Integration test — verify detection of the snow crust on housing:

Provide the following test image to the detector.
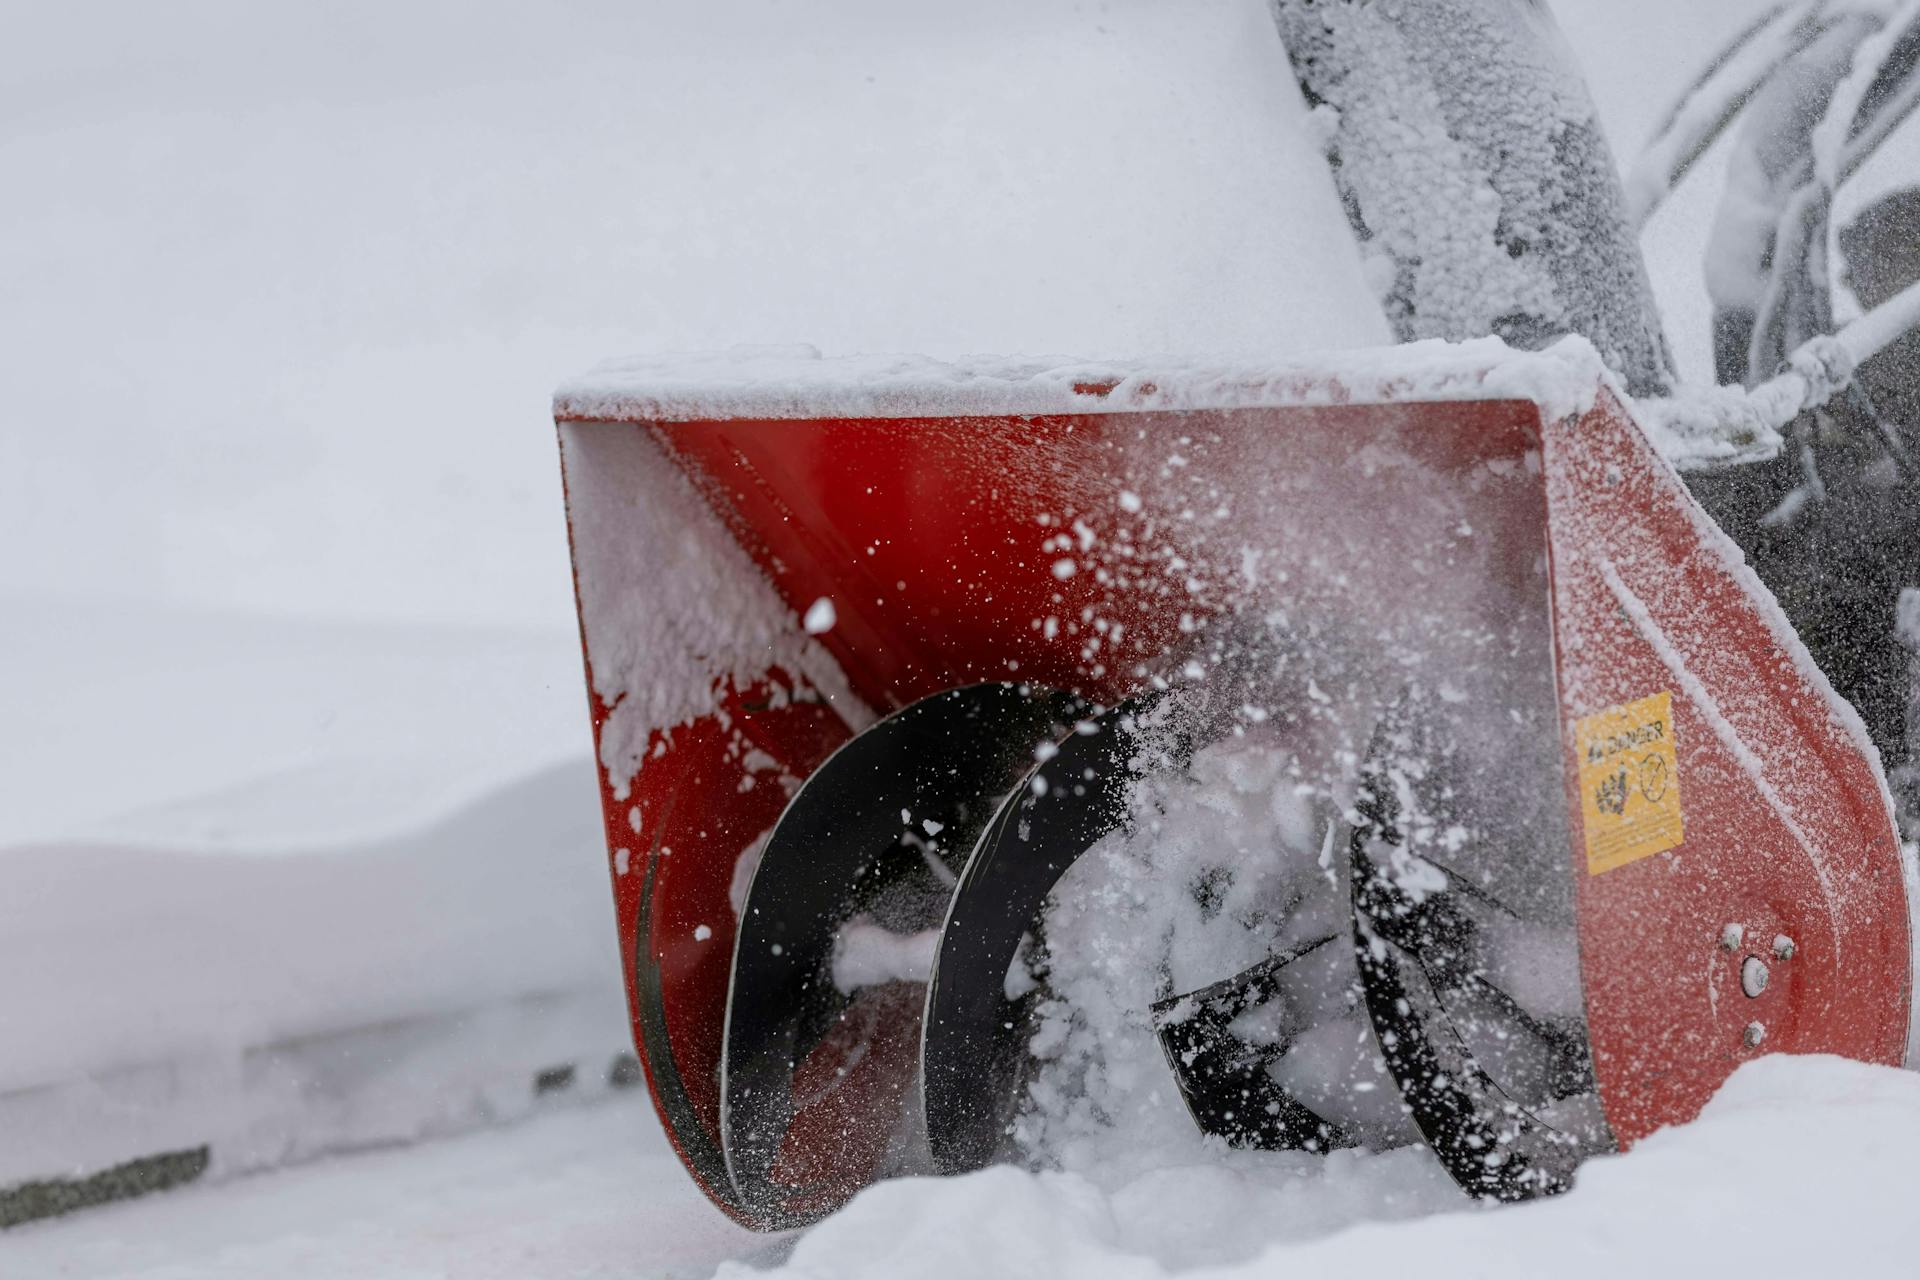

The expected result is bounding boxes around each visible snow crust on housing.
[555,335,1614,428]
[559,423,869,800]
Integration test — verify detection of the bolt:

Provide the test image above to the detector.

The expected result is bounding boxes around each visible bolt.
[1772,934,1796,961]
[1719,923,1745,951]
[1741,956,1770,998]
[1743,1021,1766,1048]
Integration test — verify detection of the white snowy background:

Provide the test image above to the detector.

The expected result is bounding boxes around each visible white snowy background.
[5,1,1919,1277]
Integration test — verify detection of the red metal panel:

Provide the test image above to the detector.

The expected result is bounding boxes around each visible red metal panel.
[653,401,1544,710]
[590,676,847,1223]
[1541,389,1910,1145]
[559,381,1910,1223]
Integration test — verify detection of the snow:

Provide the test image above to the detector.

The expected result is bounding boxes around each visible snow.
[559,423,868,799]
[802,599,838,637]
[9,1054,1920,1278]
[831,921,941,994]
[4,1097,764,1280]
[558,337,1611,429]
[0,756,616,1100]
[0,598,586,850]
[1633,276,1920,468]
[0,596,640,1208]
[0,601,639,1199]
[11,0,1920,1271]
[0,0,1394,632]
[724,1054,1920,1280]
[1020,733,1416,1168]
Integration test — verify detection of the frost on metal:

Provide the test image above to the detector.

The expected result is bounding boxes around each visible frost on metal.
[557,423,867,799]
[1270,0,1673,396]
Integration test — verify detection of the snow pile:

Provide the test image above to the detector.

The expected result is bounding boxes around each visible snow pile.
[0,757,632,1191]
[731,1054,1920,1279]
[0,600,633,1200]
[0,760,615,1100]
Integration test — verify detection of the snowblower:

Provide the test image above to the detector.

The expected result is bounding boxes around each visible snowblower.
[553,341,1912,1229]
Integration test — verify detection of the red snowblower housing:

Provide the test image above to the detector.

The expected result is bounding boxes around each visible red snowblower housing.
[554,342,1911,1229]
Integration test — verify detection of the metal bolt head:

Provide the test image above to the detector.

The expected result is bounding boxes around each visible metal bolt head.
[1719,923,1745,951]
[1741,956,1770,998]
[1772,934,1796,961]
[1743,1021,1766,1048]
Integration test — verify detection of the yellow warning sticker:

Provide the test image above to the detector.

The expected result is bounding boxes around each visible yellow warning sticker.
[1576,690,1684,875]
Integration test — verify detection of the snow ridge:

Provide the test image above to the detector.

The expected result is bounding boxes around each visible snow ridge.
[556,336,1612,427]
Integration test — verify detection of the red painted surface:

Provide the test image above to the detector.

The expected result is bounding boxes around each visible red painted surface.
[1541,390,1911,1145]
[558,380,1909,1225]
[590,674,847,1220]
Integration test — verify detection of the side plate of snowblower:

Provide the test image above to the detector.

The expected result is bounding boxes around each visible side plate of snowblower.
[555,344,1912,1227]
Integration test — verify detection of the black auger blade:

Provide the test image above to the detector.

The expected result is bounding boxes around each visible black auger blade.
[920,691,1191,1175]
[1345,719,1601,1202]
[1151,936,1353,1152]
[722,682,1085,1227]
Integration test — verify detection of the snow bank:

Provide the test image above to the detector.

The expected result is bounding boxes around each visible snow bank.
[0,758,635,1188]
[0,600,630,1200]
[0,761,616,1099]
[727,1055,1920,1280]
[0,598,590,849]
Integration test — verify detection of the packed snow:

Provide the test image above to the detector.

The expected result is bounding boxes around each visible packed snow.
[723,1054,1920,1280]
[8,1054,1916,1279]
[556,338,1612,428]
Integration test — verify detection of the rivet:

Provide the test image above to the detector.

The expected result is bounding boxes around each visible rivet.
[1741,956,1770,998]
[1772,934,1796,961]
[1719,923,1744,951]
[1743,1021,1766,1048]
